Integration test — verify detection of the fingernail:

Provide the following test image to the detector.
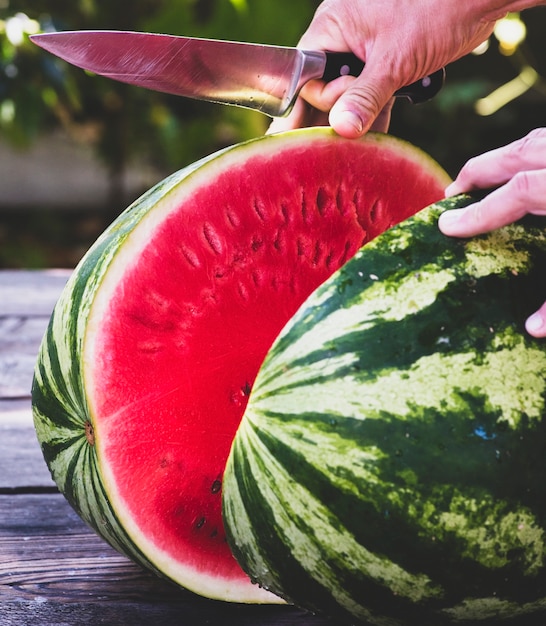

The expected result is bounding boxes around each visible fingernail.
[331,109,364,137]
[526,312,544,334]
[445,182,460,197]
[438,209,461,233]
[343,110,364,134]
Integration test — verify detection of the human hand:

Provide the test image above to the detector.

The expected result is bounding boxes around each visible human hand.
[269,0,502,137]
[439,128,546,337]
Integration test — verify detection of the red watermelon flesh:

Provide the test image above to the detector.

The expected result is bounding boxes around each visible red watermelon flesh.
[58,131,449,600]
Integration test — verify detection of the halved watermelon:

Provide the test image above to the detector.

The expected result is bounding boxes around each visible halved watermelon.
[32,128,449,602]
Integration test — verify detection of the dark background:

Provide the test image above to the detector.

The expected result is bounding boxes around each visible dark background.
[1,1,545,267]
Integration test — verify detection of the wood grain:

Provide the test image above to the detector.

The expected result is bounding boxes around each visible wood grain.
[0,495,330,625]
[0,269,70,316]
[2,600,323,626]
[0,406,55,490]
[0,270,69,398]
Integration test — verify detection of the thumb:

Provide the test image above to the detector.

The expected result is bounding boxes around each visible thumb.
[328,67,401,138]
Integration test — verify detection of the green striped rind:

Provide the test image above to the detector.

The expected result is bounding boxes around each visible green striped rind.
[31,158,219,573]
[223,195,546,625]
[30,127,449,594]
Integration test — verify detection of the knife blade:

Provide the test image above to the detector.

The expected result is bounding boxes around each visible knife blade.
[31,30,445,117]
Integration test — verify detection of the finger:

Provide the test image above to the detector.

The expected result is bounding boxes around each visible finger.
[446,128,546,196]
[267,75,354,135]
[299,74,359,113]
[526,302,546,338]
[328,65,404,138]
[439,168,546,237]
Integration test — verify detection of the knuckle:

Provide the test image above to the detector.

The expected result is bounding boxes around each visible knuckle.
[509,170,533,200]
[354,90,381,112]
[468,200,487,227]
[526,127,546,140]
[457,156,480,184]
[506,136,530,161]
[506,128,546,161]
[346,83,386,116]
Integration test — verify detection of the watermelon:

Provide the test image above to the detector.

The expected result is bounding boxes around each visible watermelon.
[31,128,449,602]
[222,193,546,623]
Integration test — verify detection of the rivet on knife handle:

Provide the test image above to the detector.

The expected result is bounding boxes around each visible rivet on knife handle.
[322,52,445,103]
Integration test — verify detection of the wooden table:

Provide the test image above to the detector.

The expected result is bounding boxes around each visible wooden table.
[0,270,333,626]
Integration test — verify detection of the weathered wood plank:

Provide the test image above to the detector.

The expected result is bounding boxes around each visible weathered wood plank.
[0,314,51,398]
[0,494,186,602]
[0,270,68,398]
[0,401,54,489]
[0,316,49,353]
[0,271,69,487]
[0,337,41,399]
[2,600,325,626]
[0,493,331,626]
[0,493,207,601]
[0,269,69,316]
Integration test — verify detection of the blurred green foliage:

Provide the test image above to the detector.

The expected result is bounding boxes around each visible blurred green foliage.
[1,2,546,267]
[2,2,546,180]
[0,0,320,195]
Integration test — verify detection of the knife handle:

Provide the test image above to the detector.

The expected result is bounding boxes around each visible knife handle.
[322,52,445,104]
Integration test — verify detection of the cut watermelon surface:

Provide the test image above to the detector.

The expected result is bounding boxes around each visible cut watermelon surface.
[32,129,449,602]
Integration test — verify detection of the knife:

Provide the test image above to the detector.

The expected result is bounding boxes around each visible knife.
[31,30,445,117]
